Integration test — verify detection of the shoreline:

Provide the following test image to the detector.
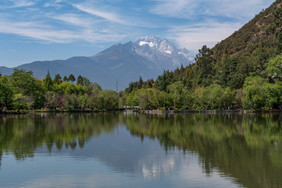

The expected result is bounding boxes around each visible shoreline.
[125,109,282,114]
[0,109,281,115]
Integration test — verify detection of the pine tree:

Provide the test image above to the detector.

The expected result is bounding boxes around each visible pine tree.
[77,75,83,85]
[44,70,53,91]
[67,74,76,83]
[54,74,62,85]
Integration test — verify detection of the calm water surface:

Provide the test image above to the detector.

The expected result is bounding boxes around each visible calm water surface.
[0,113,281,188]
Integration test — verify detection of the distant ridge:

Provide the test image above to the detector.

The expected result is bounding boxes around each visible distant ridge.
[0,36,194,89]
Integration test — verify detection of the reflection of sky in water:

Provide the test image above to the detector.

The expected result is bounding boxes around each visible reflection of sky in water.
[0,125,241,188]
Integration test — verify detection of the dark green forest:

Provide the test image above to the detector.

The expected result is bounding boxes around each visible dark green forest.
[0,0,281,112]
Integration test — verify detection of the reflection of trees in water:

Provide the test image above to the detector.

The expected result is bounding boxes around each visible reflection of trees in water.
[0,113,120,160]
[123,113,282,188]
[0,113,281,187]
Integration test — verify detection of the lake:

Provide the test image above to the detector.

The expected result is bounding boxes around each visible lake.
[0,113,281,188]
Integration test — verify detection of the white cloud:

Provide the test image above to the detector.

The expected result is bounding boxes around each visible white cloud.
[150,0,275,19]
[47,13,98,28]
[9,0,35,8]
[0,18,125,44]
[167,22,242,51]
[72,4,128,25]
[150,0,196,17]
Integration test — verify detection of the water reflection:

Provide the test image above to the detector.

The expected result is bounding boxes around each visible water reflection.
[123,113,282,188]
[0,113,281,188]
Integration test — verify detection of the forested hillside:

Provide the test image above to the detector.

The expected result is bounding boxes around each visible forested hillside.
[123,0,282,110]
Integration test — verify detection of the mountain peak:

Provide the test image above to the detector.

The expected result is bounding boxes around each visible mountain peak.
[137,36,176,55]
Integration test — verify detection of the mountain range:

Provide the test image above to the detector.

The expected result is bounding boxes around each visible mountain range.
[0,36,194,89]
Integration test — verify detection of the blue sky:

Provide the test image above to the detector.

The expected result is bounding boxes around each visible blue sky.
[0,0,275,67]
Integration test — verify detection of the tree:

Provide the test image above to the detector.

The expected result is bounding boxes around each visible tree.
[0,80,14,110]
[242,76,281,110]
[77,75,90,87]
[99,90,119,110]
[44,71,53,91]
[54,74,62,85]
[138,76,144,89]
[167,81,188,108]
[67,74,76,83]
[194,45,215,86]
[9,69,46,108]
[267,53,282,81]
[77,75,83,85]
[63,76,68,82]
[156,70,170,91]
[54,82,86,94]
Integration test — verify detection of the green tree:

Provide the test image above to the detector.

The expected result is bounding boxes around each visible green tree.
[54,74,62,85]
[0,80,14,110]
[194,45,215,86]
[99,90,119,110]
[242,76,281,109]
[167,81,188,108]
[54,82,86,94]
[138,76,144,89]
[44,71,53,91]
[77,75,90,87]
[10,69,45,108]
[67,74,76,83]
[12,94,32,110]
[63,76,68,82]
[156,70,170,91]
[77,75,83,85]
[267,53,282,81]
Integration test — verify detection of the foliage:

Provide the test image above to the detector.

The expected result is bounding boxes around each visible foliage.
[242,76,281,109]
[10,69,46,108]
[54,74,62,84]
[267,53,282,80]
[44,70,53,91]
[67,74,76,83]
[0,79,14,110]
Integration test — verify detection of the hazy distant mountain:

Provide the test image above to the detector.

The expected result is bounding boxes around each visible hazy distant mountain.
[0,36,194,89]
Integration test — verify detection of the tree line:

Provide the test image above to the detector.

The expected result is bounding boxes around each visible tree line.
[0,53,280,112]
[0,69,121,111]
[123,51,281,110]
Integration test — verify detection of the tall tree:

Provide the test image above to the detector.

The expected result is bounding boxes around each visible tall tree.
[63,76,68,82]
[68,74,76,83]
[0,80,14,110]
[194,45,215,87]
[77,75,83,85]
[54,74,62,85]
[44,71,53,91]
[138,76,144,89]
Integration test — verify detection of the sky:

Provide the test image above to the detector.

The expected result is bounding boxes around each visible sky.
[0,0,276,67]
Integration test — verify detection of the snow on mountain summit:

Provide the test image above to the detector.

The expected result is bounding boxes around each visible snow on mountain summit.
[134,36,194,70]
[137,36,176,55]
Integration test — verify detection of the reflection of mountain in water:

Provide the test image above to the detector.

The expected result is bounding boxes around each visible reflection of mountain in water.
[0,113,281,188]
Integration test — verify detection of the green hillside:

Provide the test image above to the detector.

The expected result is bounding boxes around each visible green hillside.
[213,0,281,61]
[123,0,282,110]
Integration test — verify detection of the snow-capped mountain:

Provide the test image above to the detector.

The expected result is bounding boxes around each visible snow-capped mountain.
[134,36,193,70]
[0,36,194,89]
[137,36,175,55]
